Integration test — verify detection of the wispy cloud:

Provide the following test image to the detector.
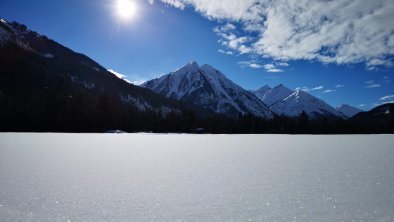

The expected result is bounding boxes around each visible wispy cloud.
[359,104,366,107]
[380,95,394,101]
[311,86,324,91]
[365,84,381,89]
[365,80,375,84]
[155,0,394,70]
[335,84,344,88]
[218,49,233,55]
[383,76,391,83]
[263,63,283,72]
[238,61,263,69]
[322,89,336,93]
[296,85,324,92]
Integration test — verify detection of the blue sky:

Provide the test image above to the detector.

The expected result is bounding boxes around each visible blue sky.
[1,0,393,109]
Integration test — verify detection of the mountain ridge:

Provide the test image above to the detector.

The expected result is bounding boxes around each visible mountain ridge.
[142,62,273,118]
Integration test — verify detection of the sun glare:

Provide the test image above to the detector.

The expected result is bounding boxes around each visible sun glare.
[116,0,137,20]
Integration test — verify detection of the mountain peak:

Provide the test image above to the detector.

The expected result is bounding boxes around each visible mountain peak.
[142,62,272,118]
[188,61,199,67]
[336,104,362,118]
[257,85,271,91]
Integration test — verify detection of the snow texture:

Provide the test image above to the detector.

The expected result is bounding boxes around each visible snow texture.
[142,62,272,118]
[0,133,393,222]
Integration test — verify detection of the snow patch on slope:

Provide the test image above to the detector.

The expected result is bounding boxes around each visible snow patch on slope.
[142,62,272,118]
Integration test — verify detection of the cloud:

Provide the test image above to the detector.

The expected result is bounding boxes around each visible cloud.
[276,62,289,67]
[295,85,324,92]
[311,86,324,91]
[365,80,375,84]
[238,61,263,69]
[218,49,233,55]
[108,69,132,84]
[365,84,381,88]
[335,84,344,88]
[380,95,394,101]
[214,25,252,54]
[359,104,366,107]
[322,89,336,93]
[263,63,283,72]
[155,0,394,69]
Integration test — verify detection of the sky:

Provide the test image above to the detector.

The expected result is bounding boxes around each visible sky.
[1,0,393,109]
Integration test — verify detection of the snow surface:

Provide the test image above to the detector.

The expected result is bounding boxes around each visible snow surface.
[0,133,393,221]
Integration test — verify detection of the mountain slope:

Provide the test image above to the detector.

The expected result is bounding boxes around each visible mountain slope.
[251,84,294,106]
[336,104,362,118]
[0,19,211,131]
[347,103,394,133]
[251,84,341,118]
[270,90,341,117]
[142,62,273,118]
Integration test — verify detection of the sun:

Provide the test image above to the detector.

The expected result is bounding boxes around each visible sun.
[116,0,137,20]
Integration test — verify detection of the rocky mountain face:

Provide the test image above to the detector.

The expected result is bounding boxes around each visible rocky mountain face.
[251,84,341,118]
[142,62,273,118]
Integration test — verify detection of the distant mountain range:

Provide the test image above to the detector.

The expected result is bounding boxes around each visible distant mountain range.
[142,67,361,119]
[1,18,393,133]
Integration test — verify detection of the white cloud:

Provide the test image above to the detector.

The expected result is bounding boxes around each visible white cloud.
[295,85,323,92]
[359,104,366,107]
[311,86,324,91]
[218,49,233,55]
[108,69,132,84]
[263,63,283,72]
[365,84,381,88]
[335,84,344,88]
[276,62,289,67]
[238,61,263,69]
[296,87,310,92]
[214,25,252,54]
[322,89,336,93]
[155,0,394,69]
[380,95,394,101]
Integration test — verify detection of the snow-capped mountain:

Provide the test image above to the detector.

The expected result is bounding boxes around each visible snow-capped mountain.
[251,84,341,118]
[336,104,362,118]
[250,84,294,106]
[142,62,273,118]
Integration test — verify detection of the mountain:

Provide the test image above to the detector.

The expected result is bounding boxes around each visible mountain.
[336,104,362,118]
[348,103,394,133]
[251,84,341,118]
[250,84,294,106]
[142,62,273,118]
[0,19,209,132]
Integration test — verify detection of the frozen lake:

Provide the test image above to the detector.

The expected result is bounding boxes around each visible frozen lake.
[0,134,393,221]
